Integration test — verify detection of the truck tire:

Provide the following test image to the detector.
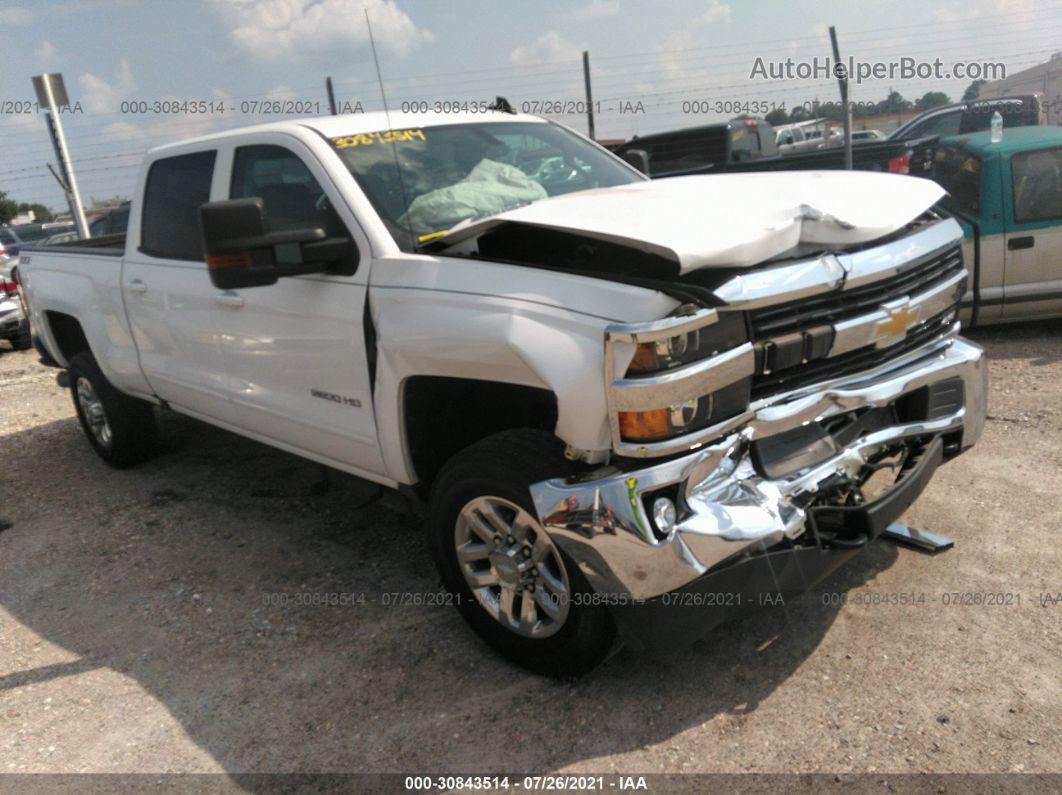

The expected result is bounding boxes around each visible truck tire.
[428,429,617,677]
[67,351,158,468]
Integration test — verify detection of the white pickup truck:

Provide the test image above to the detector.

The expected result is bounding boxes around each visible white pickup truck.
[17,110,987,675]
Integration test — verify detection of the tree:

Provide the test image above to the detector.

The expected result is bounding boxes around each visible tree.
[915,91,951,111]
[877,90,912,115]
[764,108,789,126]
[962,79,987,101]
[17,202,54,223]
[0,192,18,225]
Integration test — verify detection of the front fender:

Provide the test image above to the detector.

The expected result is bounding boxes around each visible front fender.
[368,254,677,482]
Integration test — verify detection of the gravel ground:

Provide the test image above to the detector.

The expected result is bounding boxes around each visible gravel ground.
[0,325,1059,785]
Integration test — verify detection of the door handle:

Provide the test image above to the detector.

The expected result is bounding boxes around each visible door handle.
[1008,236,1035,250]
[214,292,244,308]
[125,279,147,294]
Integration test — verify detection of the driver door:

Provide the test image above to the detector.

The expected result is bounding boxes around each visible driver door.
[212,135,385,478]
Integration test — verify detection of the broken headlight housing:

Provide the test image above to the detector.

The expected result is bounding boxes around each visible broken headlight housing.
[606,307,755,455]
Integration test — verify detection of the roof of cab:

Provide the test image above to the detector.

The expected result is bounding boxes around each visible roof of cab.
[940,125,1062,156]
[147,110,547,156]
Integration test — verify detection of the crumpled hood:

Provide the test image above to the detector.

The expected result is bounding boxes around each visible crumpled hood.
[440,171,945,274]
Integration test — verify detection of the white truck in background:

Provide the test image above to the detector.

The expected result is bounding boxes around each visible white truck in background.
[16,110,986,675]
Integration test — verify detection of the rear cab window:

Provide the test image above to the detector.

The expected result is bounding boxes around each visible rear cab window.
[933,145,982,217]
[140,150,217,260]
[1011,147,1062,224]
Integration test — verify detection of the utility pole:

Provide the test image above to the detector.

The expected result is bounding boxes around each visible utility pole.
[828,27,853,170]
[32,74,89,238]
[326,76,338,115]
[582,50,595,140]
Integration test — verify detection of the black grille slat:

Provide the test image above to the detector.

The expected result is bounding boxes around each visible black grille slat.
[749,246,962,339]
[751,313,954,400]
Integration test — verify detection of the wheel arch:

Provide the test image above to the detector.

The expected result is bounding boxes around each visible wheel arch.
[401,375,559,495]
[40,310,91,367]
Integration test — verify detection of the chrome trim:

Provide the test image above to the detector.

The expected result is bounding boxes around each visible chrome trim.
[605,343,755,458]
[602,218,965,460]
[531,336,986,601]
[713,253,847,310]
[830,270,966,356]
[609,343,754,412]
[713,219,962,310]
[606,307,718,344]
[837,222,961,290]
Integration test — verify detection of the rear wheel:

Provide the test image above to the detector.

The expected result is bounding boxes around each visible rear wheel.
[428,429,617,677]
[68,351,158,468]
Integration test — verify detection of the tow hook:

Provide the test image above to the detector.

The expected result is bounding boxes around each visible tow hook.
[56,370,71,388]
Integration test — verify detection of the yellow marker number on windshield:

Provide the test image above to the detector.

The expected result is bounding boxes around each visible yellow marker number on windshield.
[332,129,426,149]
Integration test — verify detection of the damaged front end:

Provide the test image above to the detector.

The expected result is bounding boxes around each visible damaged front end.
[528,215,987,653]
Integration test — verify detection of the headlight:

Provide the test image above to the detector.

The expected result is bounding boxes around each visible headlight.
[617,381,750,442]
[624,311,748,375]
[606,307,755,454]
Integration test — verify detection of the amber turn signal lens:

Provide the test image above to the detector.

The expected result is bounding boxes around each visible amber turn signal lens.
[627,342,659,374]
[618,408,671,441]
[206,252,252,270]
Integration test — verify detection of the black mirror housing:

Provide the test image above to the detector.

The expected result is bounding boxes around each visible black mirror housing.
[200,198,358,290]
[619,149,650,176]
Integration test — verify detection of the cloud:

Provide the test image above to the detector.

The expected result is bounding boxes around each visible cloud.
[35,40,56,65]
[207,0,433,60]
[0,0,131,25]
[103,121,141,142]
[266,84,296,102]
[654,1,732,80]
[509,31,583,65]
[77,60,135,114]
[698,0,731,25]
[0,5,33,24]
[572,0,618,19]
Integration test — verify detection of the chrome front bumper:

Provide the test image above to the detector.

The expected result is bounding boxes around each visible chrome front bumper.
[530,333,987,602]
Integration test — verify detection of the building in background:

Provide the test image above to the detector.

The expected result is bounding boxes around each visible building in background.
[980,51,1062,125]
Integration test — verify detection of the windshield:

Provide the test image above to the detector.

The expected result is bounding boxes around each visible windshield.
[329,121,642,250]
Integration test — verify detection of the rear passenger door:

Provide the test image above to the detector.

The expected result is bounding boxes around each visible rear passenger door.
[122,149,231,420]
[211,136,385,478]
[1002,146,1062,319]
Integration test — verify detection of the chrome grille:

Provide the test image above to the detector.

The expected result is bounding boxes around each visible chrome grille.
[749,244,963,339]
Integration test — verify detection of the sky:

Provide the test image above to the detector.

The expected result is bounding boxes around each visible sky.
[0,0,1058,211]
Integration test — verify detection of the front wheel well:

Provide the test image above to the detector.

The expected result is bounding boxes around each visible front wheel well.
[403,376,559,494]
[43,311,90,364]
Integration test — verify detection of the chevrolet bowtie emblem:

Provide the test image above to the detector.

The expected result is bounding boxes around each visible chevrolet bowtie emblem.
[873,306,919,345]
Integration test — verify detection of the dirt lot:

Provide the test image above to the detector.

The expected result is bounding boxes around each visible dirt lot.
[0,324,1059,785]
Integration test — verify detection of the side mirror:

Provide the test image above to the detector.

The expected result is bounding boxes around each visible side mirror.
[619,149,650,175]
[199,198,358,290]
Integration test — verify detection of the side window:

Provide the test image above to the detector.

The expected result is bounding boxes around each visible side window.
[1012,147,1062,224]
[141,150,216,260]
[0,230,14,245]
[230,145,344,236]
[112,205,130,235]
[910,112,962,139]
